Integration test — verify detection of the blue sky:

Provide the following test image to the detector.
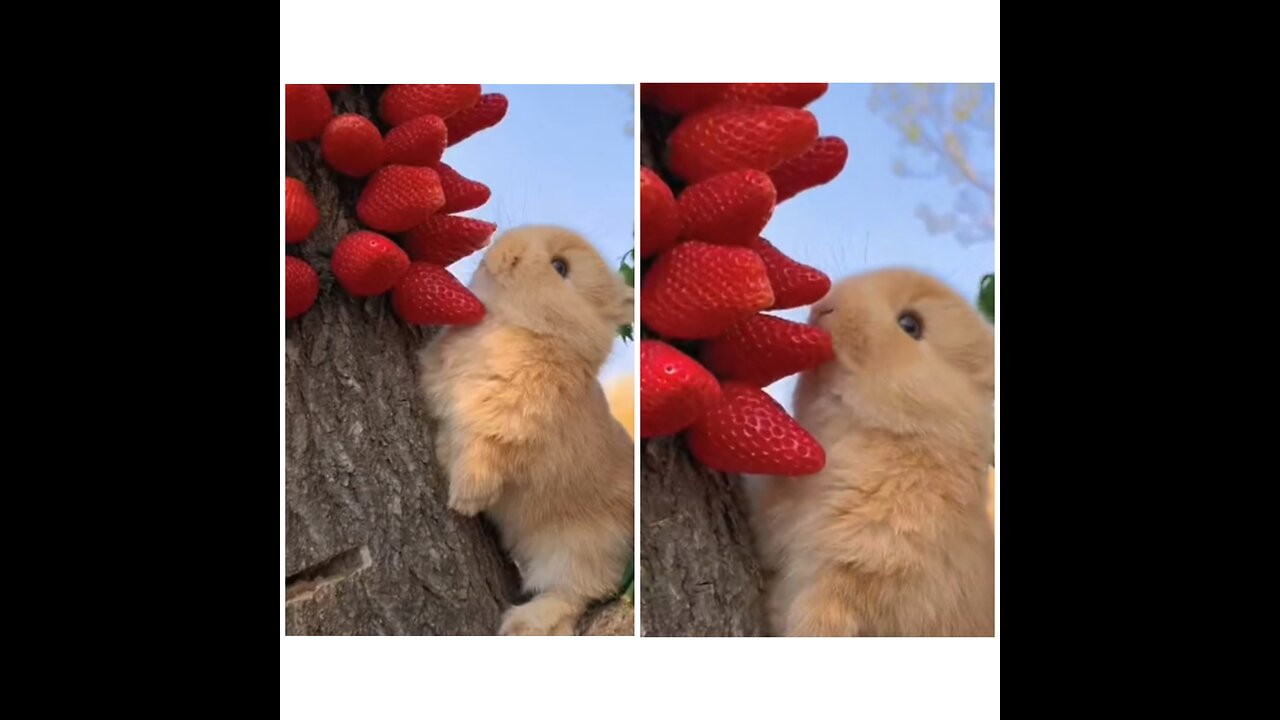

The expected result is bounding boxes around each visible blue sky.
[758,83,995,410]
[443,84,635,381]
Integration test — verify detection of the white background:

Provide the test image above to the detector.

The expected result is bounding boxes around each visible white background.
[282,2,999,718]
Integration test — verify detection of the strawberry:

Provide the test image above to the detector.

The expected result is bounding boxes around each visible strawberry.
[667,104,818,183]
[685,383,825,476]
[379,84,482,126]
[747,237,831,310]
[640,340,721,438]
[402,215,497,266]
[644,83,729,115]
[640,167,681,259]
[700,314,834,387]
[445,93,509,146]
[678,169,776,246]
[285,177,319,243]
[641,241,773,339]
[384,114,447,167]
[719,83,829,108]
[323,84,349,91]
[285,84,333,142]
[356,165,445,233]
[330,231,411,297]
[285,256,320,320]
[768,136,848,203]
[320,114,386,178]
[435,162,491,214]
[392,263,486,326]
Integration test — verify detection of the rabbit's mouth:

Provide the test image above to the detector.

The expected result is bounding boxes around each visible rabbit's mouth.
[810,305,835,327]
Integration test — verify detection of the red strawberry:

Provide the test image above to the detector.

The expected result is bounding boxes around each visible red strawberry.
[719,83,829,108]
[392,263,485,326]
[435,163,491,214]
[320,114,386,178]
[285,177,319,243]
[641,241,773,339]
[678,169,776,246]
[402,215,497,267]
[323,84,349,91]
[640,340,721,438]
[644,83,729,115]
[285,256,320,320]
[285,84,333,142]
[667,104,818,183]
[768,136,848,203]
[445,93,509,146]
[700,314,834,387]
[330,231,411,297]
[384,114,448,167]
[685,383,825,476]
[640,167,681,259]
[379,84,482,126]
[356,165,445,233]
[747,237,831,310]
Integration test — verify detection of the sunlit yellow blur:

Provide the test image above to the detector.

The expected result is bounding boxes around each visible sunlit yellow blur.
[988,466,995,526]
[605,373,634,440]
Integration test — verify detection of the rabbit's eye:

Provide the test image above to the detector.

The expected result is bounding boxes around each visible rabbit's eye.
[898,311,923,340]
[551,258,569,278]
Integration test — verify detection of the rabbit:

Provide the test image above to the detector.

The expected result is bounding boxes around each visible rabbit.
[751,268,995,636]
[419,225,635,636]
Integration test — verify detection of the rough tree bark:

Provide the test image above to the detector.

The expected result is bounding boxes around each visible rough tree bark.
[285,85,631,636]
[638,106,769,637]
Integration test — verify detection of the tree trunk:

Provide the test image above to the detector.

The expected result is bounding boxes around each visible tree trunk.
[640,439,768,636]
[284,85,630,635]
[638,106,769,637]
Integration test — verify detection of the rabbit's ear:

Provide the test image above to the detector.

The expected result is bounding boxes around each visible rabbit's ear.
[605,282,634,327]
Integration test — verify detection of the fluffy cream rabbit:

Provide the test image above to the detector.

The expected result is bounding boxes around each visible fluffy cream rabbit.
[753,269,994,636]
[420,226,634,635]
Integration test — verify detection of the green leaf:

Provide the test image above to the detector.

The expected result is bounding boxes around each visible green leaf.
[977,273,994,323]
[619,249,635,288]
[619,558,634,604]
[617,250,635,341]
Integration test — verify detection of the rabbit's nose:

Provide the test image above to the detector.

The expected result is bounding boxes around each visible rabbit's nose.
[484,248,522,277]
